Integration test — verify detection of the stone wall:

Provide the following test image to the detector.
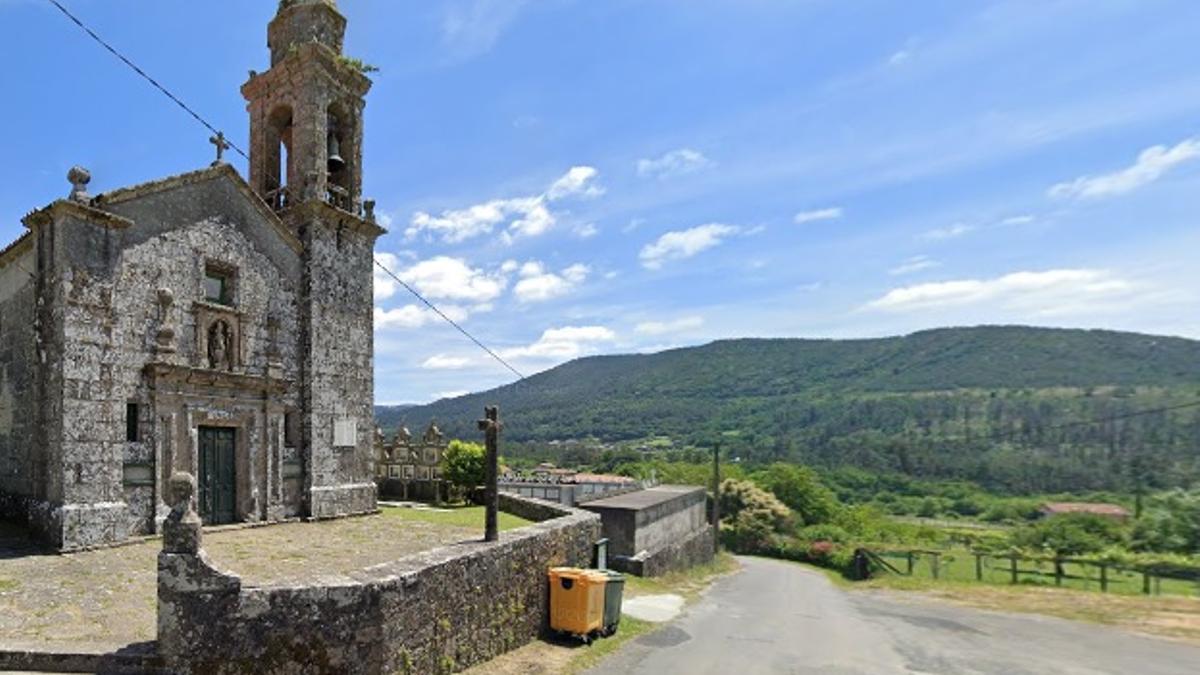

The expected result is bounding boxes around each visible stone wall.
[158,484,601,674]
[612,526,714,578]
[0,238,38,517]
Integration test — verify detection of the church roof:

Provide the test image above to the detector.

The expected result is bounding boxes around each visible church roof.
[0,231,32,268]
[97,162,302,254]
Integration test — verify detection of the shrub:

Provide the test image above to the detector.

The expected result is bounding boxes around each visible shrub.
[1011,513,1127,557]
[797,523,851,544]
[719,479,794,532]
[441,440,486,497]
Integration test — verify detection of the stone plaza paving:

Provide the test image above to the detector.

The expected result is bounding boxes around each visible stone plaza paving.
[0,506,522,652]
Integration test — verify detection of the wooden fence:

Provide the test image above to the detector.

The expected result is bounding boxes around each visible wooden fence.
[861,548,1200,597]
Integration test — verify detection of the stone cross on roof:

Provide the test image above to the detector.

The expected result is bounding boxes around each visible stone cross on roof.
[209,132,231,166]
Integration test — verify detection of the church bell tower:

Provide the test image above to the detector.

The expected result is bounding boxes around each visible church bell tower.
[241,0,384,519]
[242,0,370,214]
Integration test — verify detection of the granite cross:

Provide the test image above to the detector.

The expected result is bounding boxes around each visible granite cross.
[477,405,502,542]
[209,132,231,166]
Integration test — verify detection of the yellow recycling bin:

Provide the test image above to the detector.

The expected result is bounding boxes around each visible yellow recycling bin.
[548,567,608,639]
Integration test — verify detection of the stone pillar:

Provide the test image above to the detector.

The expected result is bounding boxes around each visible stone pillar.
[157,472,241,664]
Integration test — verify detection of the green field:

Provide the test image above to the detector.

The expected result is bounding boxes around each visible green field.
[381,504,531,532]
[874,549,1200,598]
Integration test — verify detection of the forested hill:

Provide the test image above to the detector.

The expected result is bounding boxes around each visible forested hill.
[380,326,1200,492]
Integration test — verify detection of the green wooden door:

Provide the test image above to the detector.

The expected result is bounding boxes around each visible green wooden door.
[198,426,236,525]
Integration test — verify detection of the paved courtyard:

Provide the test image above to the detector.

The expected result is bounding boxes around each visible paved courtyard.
[0,506,526,652]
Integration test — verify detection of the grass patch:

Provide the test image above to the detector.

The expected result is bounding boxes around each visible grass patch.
[0,577,18,592]
[563,617,654,674]
[869,548,1199,597]
[380,504,531,532]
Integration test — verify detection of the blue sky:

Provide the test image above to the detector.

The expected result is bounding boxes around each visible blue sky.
[2,0,1199,404]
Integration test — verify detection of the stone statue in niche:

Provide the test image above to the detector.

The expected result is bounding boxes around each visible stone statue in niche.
[207,319,234,371]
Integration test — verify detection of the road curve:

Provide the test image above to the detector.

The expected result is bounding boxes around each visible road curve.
[586,556,1200,675]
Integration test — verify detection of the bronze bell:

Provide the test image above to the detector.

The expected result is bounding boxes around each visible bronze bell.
[327,132,346,173]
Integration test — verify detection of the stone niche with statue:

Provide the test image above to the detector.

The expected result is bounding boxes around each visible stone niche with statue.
[375,422,449,502]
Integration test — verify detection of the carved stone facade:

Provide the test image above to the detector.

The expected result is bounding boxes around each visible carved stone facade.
[375,423,447,500]
[0,0,383,550]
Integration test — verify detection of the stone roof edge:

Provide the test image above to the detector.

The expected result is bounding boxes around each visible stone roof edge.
[21,199,135,232]
[295,199,388,239]
[98,163,304,255]
[0,231,33,268]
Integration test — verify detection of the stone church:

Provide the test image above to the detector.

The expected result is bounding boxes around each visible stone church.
[0,0,383,550]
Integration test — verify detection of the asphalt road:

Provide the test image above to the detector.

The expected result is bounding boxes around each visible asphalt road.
[586,556,1200,675]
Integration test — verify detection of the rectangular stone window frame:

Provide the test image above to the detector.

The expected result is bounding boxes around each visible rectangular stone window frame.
[283,410,299,449]
[126,402,140,443]
[204,261,237,307]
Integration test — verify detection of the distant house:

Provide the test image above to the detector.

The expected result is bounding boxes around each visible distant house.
[1039,502,1132,521]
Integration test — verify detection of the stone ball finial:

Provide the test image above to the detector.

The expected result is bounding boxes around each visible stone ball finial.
[67,166,92,202]
[157,287,175,309]
[168,472,196,509]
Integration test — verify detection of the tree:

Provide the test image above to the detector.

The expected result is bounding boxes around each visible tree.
[1130,490,1200,554]
[751,463,841,525]
[1012,514,1126,557]
[442,440,486,499]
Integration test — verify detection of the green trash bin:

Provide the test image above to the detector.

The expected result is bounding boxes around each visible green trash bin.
[601,570,625,636]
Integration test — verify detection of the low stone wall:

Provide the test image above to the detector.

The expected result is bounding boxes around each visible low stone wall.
[157,474,600,674]
[612,526,714,577]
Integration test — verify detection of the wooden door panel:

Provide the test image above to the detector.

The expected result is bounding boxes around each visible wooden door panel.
[199,427,237,525]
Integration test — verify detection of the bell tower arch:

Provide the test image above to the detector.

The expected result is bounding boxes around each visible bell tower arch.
[242,0,370,214]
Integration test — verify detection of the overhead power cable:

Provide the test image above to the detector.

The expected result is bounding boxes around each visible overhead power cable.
[373,259,527,381]
[44,0,249,161]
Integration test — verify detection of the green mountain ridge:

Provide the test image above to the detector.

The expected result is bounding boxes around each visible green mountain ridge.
[378,326,1200,493]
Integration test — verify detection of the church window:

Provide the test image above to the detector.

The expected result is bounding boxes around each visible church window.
[126,403,140,442]
[204,264,235,306]
[284,410,299,448]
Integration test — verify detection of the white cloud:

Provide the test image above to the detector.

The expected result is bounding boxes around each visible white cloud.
[374,304,468,330]
[889,255,940,276]
[865,269,1137,315]
[373,252,403,301]
[407,166,603,243]
[546,166,605,200]
[501,325,616,360]
[399,256,505,303]
[1000,214,1035,226]
[1049,137,1200,199]
[640,223,740,270]
[636,148,715,179]
[921,223,974,240]
[512,262,591,303]
[793,207,843,225]
[434,390,470,400]
[573,223,599,239]
[422,354,471,370]
[635,316,704,336]
[441,0,530,59]
[888,50,911,66]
